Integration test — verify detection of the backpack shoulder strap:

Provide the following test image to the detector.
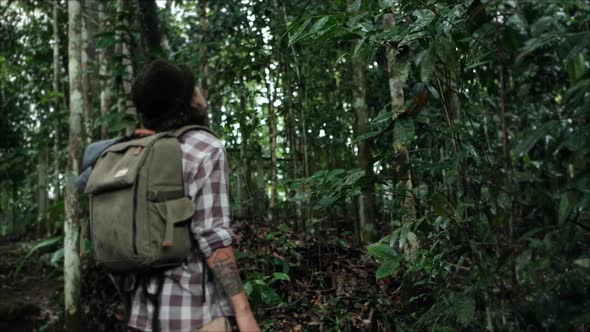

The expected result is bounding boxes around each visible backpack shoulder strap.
[172,125,218,139]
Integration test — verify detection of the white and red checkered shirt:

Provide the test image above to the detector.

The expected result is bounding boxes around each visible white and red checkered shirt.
[128,129,234,332]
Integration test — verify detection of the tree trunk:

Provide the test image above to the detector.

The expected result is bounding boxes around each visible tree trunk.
[37,145,49,237]
[81,0,95,143]
[351,49,376,244]
[238,82,250,219]
[52,0,62,204]
[11,181,17,235]
[256,146,266,220]
[383,12,415,222]
[197,0,209,101]
[79,0,98,252]
[117,0,136,135]
[278,0,302,228]
[65,1,84,330]
[137,0,162,58]
[98,1,113,139]
[292,56,312,229]
[266,77,278,221]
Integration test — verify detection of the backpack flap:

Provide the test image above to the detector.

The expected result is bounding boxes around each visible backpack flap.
[155,197,194,248]
[84,136,155,195]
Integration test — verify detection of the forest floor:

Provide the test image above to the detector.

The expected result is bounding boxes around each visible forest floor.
[0,240,62,332]
[0,217,399,332]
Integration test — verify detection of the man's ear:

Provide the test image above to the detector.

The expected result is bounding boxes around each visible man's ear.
[192,87,208,111]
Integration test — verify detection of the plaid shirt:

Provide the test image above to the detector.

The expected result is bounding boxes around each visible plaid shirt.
[128,130,234,332]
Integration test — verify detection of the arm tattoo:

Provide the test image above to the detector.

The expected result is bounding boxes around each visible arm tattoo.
[210,250,244,297]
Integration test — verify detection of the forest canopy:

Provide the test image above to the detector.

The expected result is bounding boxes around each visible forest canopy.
[0,0,589,331]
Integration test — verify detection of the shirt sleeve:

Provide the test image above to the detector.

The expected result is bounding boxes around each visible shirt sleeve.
[189,146,234,258]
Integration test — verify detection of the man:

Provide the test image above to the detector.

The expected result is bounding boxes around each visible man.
[127,59,260,332]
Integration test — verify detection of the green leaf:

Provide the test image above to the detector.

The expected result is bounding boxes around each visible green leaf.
[420,48,435,83]
[563,129,590,152]
[515,249,532,284]
[261,287,281,305]
[435,35,459,76]
[367,243,396,260]
[516,32,562,64]
[394,117,415,145]
[370,108,396,129]
[329,169,346,177]
[272,272,290,281]
[50,248,64,267]
[95,111,138,133]
[432,192,455,219]
[314,194,339,210]
[350,0,361,12]
[558,192,574,225]
[574,258,590,268]
[14,236,62,276]
[566,53,586,83]
[243,281,253,295]
[513,121,559,157]
[454,295,475,326]
[288,18,312,46]
[344,169,365,186]
[531,16,558,37]
[352,130,383,143]
[95,31,117,49]
[347,12,369,28]
[379,0,395,9]
[252,279,266,286]
[411,9,435,32]
[376,259,399,279]
[309,16,330,35]
[352,37,366,59]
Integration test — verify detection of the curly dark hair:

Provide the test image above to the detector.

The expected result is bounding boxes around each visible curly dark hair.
[131,59,208,131]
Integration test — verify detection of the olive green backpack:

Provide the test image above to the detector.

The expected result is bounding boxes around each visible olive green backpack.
[85,125,214,273]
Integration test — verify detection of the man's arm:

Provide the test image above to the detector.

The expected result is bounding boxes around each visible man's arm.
[207,246,260,331]
[185,135,259,331]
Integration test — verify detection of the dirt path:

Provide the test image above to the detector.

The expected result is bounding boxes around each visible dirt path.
[0,241,62,332]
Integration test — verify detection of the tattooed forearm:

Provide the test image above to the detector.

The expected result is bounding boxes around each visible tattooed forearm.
[209,248,244,297]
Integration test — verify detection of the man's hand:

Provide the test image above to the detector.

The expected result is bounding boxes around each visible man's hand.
[207,247,260,332]
[235,309,260,332]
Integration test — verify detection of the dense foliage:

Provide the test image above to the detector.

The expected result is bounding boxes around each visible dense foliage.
[1,0,589,331]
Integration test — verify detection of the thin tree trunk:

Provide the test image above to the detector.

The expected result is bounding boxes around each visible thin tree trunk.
[198,0,209,101]
[11,181,17,235]
[278,0,302,227]
[256,146,265,220]
[351,50,376,244]
[496,10,518,297]
[98,1,113,139]
[37,145,49,237]
[289,43,309,179]
[52,0,62,204]
[117,0,135,135]
[266,77,278,221]
[137,0,162,57]
[383,12,415,222]
[79,0,97,252]
[293,61,312,228]
[122,41,135,135]
[65,1,84,330]
[81,0,93,143]
[238,82,251,219]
